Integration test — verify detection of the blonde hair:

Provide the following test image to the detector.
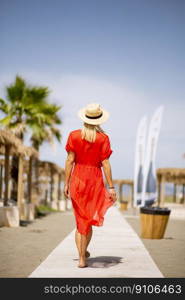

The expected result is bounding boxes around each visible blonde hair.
[81,122,105,142]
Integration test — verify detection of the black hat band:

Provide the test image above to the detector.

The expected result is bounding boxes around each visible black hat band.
[85,112,103,119]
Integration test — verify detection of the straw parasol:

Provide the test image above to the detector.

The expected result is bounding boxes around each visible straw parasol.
[0,130,39,158]
[36,160,64,203]
[157,168,185,205]
[0,129,26,156]
[0,129,39,206]
[157,168,185,185]
[112,179,134,204]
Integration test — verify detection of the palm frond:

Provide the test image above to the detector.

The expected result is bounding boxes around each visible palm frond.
[0,99,10,114]
[8,122,26,136]
[0,115,12,126]
[50,127,62,142]
[25,86,50,105]
[6,75,26,103]
[1,75,63,150]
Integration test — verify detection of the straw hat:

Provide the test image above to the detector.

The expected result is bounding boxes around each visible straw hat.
[78,103,109,125]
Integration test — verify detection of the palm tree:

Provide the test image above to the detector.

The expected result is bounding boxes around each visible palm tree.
[0,75,62,201]
[0,75,62,143]
[28,102,62,150]
[28,103,62,195]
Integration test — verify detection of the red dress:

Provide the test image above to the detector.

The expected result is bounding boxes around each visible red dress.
[65,129,114,235]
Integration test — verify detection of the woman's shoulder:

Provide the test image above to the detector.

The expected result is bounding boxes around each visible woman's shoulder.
[69,129,81,138]
[97,131,110,141]
[98,130,110,137]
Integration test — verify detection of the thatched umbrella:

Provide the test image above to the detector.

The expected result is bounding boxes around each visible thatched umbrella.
[37,161,64,204]
[112,179,134,205]
[0,130,26,207]
[0,129,39,208]
[157,168,185,205]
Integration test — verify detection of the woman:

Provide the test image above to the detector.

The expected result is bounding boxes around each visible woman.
[64,103,117,268]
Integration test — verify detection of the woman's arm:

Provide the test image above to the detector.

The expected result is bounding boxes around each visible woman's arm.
[64,151,75,198]
[102,159,117,201]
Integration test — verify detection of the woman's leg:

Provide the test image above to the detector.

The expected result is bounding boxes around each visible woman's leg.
[86,226,93,252]
[75,227,93,253]
[75,230,87,267]
[75,227,93,267]
[75,229,81,255]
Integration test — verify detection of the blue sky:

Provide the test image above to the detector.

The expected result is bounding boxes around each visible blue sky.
[0,0,185,179]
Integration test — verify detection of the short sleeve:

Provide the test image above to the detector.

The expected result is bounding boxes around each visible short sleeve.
[100,135,113,161]
[65,132,75,152]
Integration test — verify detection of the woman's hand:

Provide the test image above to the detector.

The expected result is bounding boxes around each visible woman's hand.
[108,188,117,202]
[64,183,70,198]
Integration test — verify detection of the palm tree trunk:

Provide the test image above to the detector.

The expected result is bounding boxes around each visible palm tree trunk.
[17,155,23,210]
[10,130,24,202]
[11,156,19,202]
[32,142,40,197]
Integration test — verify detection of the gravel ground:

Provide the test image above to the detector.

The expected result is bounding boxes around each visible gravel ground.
[122,208,185,278]
[0,211,75,278]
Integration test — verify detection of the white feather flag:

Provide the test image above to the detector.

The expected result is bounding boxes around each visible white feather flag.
[133,116,147,207]
[141,106,164,207]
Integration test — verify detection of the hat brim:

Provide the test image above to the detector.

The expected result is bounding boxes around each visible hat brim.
[77,107,110,125]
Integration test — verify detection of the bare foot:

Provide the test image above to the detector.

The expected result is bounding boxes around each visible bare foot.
[78,256,87,268]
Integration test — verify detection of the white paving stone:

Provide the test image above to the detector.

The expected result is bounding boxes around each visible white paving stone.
[29,206,163,278]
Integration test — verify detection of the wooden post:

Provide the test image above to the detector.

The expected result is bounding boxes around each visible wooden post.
[0,164,3,199]
[173,183,177,203]
[28,156,33,203]
[44,189,48,205]
[157,176,161,206]
[50,166,54,202]
[17,155,23,210]
[4,144,11,206]
[159,175,165,207]
[161,176,165,207]
[46,176,50,204]
[118,183,123,202]
[182,184,185,204]
[58,173,62,201]
[131,184,134,207]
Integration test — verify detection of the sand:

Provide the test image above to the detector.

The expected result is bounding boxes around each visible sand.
[0,211,75,278]
[122,207,185,278]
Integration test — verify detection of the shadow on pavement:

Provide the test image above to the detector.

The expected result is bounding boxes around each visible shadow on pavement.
[86,256,123,268]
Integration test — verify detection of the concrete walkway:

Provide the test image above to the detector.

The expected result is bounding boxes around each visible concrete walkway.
[29,206,163,278]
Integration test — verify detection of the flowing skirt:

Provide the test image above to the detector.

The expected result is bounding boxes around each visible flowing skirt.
[69,163,114,235]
